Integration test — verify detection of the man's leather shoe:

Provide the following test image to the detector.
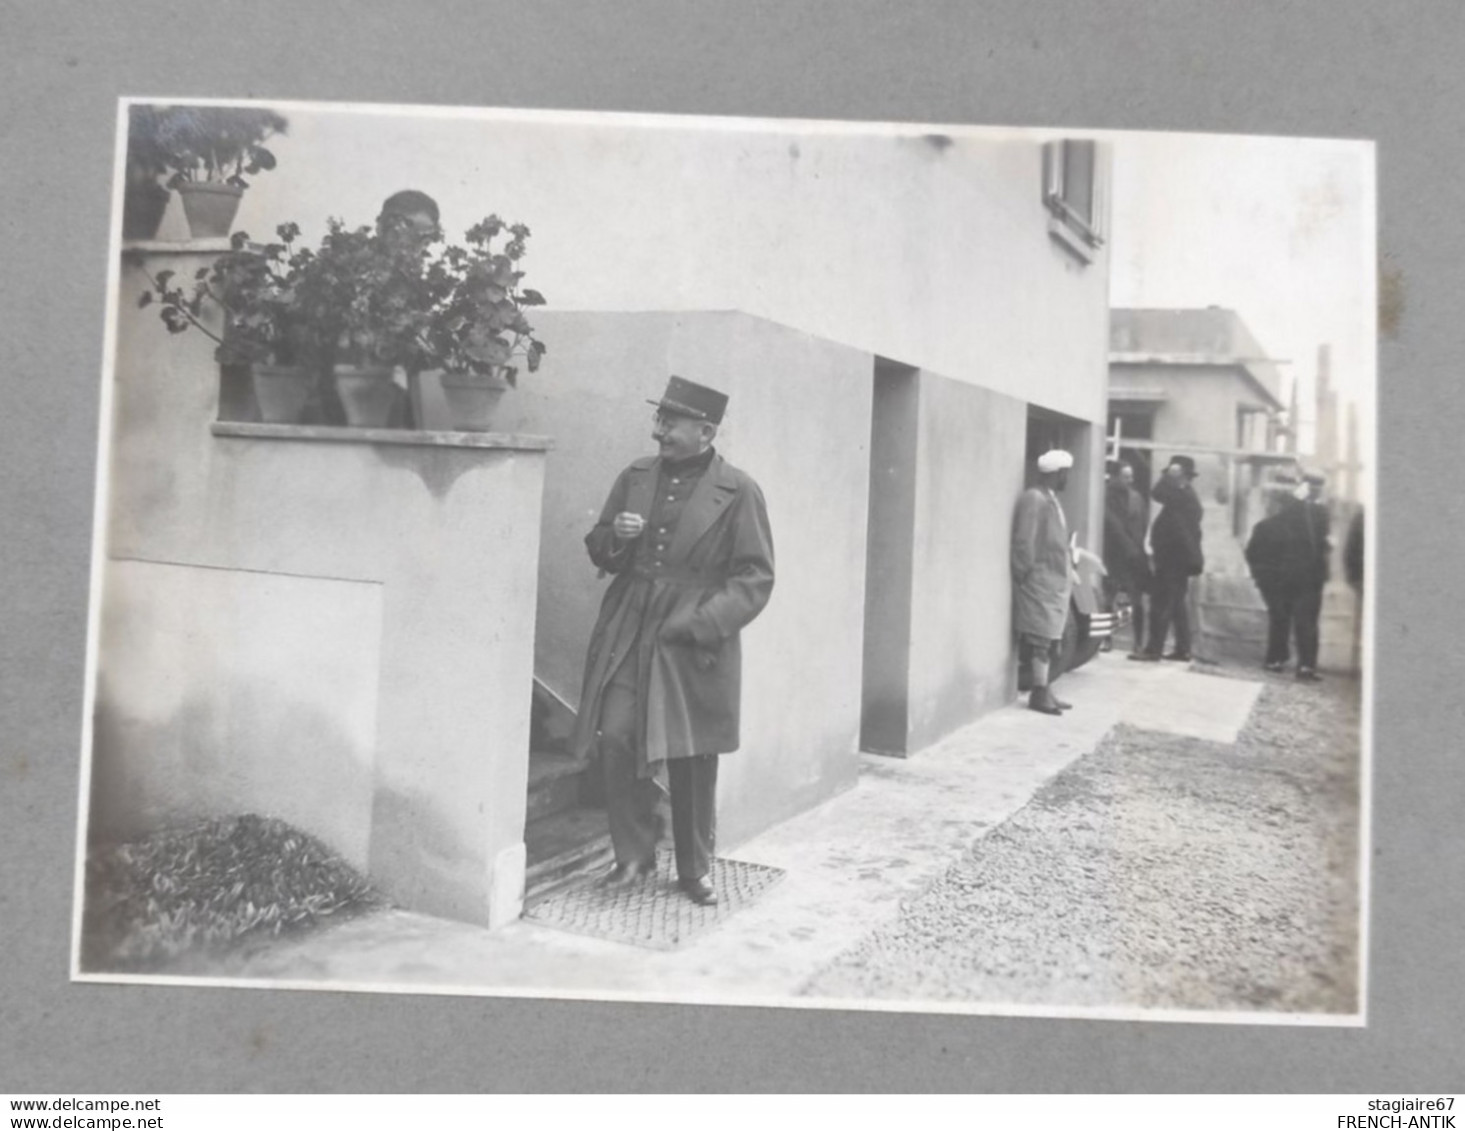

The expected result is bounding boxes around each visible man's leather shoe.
[1128,652,1160,662]
[1161,651,1192,662]
[679,875,718,906]
[599,858,656,888]
[1027,687,1063,716]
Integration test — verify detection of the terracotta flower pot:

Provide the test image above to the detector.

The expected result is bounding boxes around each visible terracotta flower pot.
[176,182,244,239]
[437,368,512,432]
[251,364,314,424]
[334,365,399,428]
[122,180,170,240]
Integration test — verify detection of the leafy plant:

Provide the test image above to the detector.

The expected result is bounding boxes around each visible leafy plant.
[121,105,177,237]
[125,105,173,183]
[81,814,381,973]
[138,223,317,368]
[137,210,549,384]
[422,215,547,386]
[312,216,446,371]
[133,105,288,190]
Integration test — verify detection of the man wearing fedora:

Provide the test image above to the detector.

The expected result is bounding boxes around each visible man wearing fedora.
[1012,449,1077,715]
[571,376,775,906]
[1131,453,1204,662]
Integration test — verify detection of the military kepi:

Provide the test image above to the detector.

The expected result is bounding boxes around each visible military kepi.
[648,375,729,424]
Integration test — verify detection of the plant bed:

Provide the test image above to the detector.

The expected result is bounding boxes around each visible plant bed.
[81,813,383,974]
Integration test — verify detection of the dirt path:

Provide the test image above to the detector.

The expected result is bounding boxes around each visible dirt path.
[802,668,1362,1015]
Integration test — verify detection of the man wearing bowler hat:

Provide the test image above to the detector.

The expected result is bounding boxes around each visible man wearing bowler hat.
[1131,453,1205,662]
[571,376,775,905]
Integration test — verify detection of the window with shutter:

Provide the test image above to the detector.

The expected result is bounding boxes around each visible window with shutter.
[1042,139,1107,263]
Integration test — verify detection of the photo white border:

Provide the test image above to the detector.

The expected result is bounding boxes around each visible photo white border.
[70,95,1378,1030]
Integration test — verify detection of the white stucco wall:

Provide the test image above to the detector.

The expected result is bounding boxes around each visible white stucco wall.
[165,105,1108,420]
[906,374,1030,750]
[93,252,549,927]
[497,310,871,847]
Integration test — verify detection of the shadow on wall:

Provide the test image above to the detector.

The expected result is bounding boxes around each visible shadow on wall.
[86,671,374,871]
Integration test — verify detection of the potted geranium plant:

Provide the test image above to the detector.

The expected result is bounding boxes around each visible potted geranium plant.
[121,105,173,240]
[139,224,322,422]
[147,105,288,239]
[421,216,547,431]
[291,216,444,427]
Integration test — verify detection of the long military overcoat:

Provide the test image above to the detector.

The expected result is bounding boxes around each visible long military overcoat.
[571,453,775,769]
[1011,486,1071,640]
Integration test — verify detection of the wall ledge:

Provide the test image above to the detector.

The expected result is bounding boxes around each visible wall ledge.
[211,422,554,451]
[122,238,234,256]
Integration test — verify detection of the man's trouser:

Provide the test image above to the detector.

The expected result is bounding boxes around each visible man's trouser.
[598,661,719,882]
[1146,567,1192,656]
[1261,580,1323,669]
[1260,582,1292,665]
[1019,632,1062,688]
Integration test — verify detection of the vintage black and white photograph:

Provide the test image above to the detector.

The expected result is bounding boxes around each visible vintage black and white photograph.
[73,99,1374,1023]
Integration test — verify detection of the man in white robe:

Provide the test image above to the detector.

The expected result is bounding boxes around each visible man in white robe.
[1011,449,1075,715]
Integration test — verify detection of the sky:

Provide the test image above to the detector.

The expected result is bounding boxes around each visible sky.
[1105,130,1376,498]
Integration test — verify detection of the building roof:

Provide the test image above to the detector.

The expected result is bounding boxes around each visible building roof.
[1109,307,1285,411]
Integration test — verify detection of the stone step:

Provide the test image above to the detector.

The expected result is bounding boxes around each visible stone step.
[526,750,591,822]
[524,805,614,901]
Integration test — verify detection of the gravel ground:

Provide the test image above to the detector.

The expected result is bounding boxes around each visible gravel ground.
[802,666,1362,1014]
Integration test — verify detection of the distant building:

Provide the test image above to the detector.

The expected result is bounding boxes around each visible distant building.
[1108,307,1294,573]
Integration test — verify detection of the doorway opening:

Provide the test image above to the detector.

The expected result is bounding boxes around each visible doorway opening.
[859,359,919,756]
[522,680,612,901]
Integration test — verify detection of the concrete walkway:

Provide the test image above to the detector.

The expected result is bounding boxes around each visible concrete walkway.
[208,655,1262,1004]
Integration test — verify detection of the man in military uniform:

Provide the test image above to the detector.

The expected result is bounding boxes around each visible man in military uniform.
[571,377,775,905]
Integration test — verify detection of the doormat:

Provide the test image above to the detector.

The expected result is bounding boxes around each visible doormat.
[522,851,785,951]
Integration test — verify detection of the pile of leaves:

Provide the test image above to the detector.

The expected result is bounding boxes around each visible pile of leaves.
[82,814,382,973]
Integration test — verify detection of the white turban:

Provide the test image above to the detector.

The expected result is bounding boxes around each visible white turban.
[1036,449,1073,473]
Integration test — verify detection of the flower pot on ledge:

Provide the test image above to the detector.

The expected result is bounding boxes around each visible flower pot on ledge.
[251,364,315,424]
[437,368,512,432]
[122,180,170,240]
[334,365,399,428]
[176,182,244,239]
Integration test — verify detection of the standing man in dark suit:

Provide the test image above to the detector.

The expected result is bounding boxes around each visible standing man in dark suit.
[1246,475,1331,680]
[1104,458,1151,656]
[1131,454,1204,662]
[571,376,775,906]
